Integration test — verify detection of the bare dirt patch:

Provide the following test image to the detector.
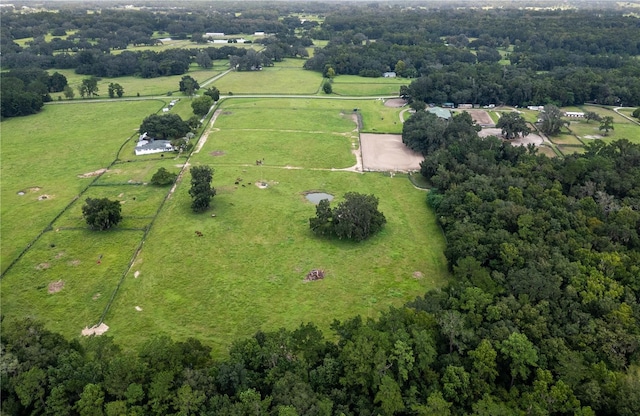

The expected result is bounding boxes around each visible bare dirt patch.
[256,181,269,189]
[360,133,423,172]
[81,323,109,336]
[68,259,81,266]
[55,252,65,259]
[210,150,226,156]
[384,98,408,108]
[48,280,65,293]
[36,262,50,270]
[37,194,53,201]
[478,128,544,146]
[413,271,424,279]
[304,269,325,282]
[92,293,101,300]
[459,109,495,127]
[78,168,107,178]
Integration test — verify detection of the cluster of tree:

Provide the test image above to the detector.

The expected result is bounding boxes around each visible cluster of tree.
[303,8,640,106]
[309,192,386,242]
[229,49,273,71]
[82,198,122,231]
[189,166,216,213]
[139,114,192,140]
[150,167,178,187]
[402,111,481,155]
[0,69,67,118]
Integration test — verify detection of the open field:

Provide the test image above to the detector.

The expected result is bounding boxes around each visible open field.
[331,75,408,96]
[1,93,450,356]
[0,100,163,273]
[213,60,323,95]
[50,65,227,99]
[105,167,448,356]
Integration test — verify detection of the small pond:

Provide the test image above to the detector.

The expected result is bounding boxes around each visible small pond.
[305,192,334,204]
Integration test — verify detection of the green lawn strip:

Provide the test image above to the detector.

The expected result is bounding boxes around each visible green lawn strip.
[356,100,404,133]
[53,185,169,229]
[580,105,630,123]
[0,229,144,339]
[196,130,355,169]
[1,101,161,272]
[96,159,183,184]
[105,168,449,356]
[557,145,586,155]
[50,67,223,99]
[215,98,357,132]
[568,119,640,143]
[330,75,407,96]
[548,132,583,146]
[212,67,323,95]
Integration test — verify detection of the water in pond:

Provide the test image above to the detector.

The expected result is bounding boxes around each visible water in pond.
[306,192,334,204]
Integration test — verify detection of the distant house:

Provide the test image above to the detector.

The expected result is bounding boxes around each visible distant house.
[527,105,544,111]
[134,133,175,156]
[383,72,396,78]
[564,111,585,118]
[428,107,452,120]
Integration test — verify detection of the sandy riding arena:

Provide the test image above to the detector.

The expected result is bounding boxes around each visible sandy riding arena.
[461,109,495,127]
[479,128,545,146]
[384,98,407,108]
[360,134,423,172]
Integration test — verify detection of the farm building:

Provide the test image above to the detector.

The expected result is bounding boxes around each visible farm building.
[134,133,175,156]
[383,72,397,78]
[564,111,585,118]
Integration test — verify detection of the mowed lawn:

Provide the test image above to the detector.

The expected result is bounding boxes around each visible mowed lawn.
[330,75,408,96]
[213,61,323,95]
[0,100,162,273]
[106,168,449,356]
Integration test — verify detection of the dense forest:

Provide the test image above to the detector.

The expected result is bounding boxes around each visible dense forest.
[2,2,640,415]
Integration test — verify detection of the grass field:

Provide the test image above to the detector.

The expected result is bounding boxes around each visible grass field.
[50,65,227,99]
[331,75,408,96]
[1,91,450,356]
[105,167,448,356]
[0,100,162,273]
[213,61,323,95]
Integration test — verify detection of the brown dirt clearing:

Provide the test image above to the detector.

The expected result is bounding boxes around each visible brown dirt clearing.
[36,262,50,270]
[360,133,423,172]
[48,280,64,293]
[78,168,107,178]
[384,98,408,108]
[478,128,544,146]
[81,323,109,336]
[458,109,495,127]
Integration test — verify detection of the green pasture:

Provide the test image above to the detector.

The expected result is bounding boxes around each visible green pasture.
[105,168,449,356]
[213,65,323,95]
[51,67,225,99]
[558,145,586,155]
[97,160,183,184]
[215,98,357,131]
[331,75,407,96]
[0,229,144,339]
[200,130,355,169]
[549,132,583,146]
[357,100,405,133]
[567,114,640,144]
[0,101,161,273]
[53,185,169,229]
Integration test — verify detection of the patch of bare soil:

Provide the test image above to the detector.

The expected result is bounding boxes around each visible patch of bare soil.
[29,186,42,192]
[68,259,81,266]
[384,98,407,108]
[36,262,50,270]
[210,150,226,156]
[360,133,423,172]
[413,271,424,279]
[81,323,109,336]
[78,168,107,178]
[48,280,64,293]
[37,194,53,201]
[92,293,101,300]
[55,252,65,259]
[256,181,269,189]
[461,109,495,127]
[304,269,325,282]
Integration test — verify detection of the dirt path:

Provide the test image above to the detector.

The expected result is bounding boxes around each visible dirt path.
[194,109,222,154]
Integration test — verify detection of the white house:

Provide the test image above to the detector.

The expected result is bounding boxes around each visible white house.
[383,72,396,78]
[134,133,175,155]
[564,111,585,118]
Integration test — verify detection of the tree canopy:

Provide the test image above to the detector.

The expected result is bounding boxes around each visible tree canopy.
[139,114,190,140]
[496,111,530,140]
[309,192,386,242]
[189,166,216,212]
[81,198,122,230]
